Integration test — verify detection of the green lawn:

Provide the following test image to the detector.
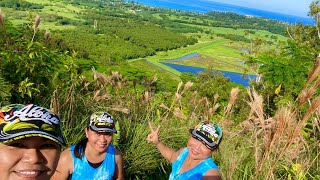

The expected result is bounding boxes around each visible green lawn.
[4,0,83,30]
[151,12,287,41]
[129,37,255,75]
[130,11,286,76]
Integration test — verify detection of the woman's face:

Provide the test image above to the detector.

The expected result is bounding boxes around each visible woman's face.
[187,137,212,160]
[0,136,61,180]
[85,128,113,153]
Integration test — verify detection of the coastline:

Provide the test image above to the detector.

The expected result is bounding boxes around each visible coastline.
[125,0,315,25]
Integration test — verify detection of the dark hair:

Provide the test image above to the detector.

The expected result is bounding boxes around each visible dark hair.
[74,138,88,159]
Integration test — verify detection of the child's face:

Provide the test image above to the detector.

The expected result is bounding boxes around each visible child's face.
[0,136,61,180]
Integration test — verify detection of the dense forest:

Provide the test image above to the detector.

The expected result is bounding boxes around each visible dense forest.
[0,0,320,179]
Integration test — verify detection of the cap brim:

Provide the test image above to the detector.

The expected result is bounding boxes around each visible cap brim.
[0,129,66,146]
[189,129,215,149]
[90,126,117,134]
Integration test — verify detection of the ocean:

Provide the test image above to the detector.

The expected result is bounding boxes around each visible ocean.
[125,0,315,25]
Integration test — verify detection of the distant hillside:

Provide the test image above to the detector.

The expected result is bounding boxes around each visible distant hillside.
[0,0,287,76]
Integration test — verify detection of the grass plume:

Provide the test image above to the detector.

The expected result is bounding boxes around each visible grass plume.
[0,9,5,31]
[31,15,40,42]
[224,87,240,117]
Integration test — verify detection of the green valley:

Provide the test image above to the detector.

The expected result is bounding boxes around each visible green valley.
[1,0,319,179]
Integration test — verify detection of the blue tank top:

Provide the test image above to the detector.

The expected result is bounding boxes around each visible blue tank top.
[169,148,219,180]
[70,144,116,180]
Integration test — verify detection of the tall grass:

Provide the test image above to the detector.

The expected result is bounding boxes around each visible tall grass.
[49,56,320,179]
[220,58,320,179]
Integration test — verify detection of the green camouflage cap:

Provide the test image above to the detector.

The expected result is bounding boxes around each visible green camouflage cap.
[0,104,66,146]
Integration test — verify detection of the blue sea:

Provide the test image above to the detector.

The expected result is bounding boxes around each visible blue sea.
[125,0,315,25]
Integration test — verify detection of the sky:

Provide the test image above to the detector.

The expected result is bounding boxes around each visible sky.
[207,0,314,17]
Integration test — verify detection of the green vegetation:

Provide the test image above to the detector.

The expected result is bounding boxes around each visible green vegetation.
[1,0,288,76]
[50,20,197,62]
[0,0,44,10]
[0,0,319,179]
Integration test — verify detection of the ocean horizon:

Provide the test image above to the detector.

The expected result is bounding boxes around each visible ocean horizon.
[125,0,315,25]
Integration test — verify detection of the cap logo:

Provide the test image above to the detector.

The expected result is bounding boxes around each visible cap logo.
[96,113,113,124]
[200,124,219,138]
[5,104,59,125]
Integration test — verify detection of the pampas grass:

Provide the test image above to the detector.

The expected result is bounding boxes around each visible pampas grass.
[31,15,40,42]
[48,53,320,179]
[0,9,4,31]
[44,29,51,46]
[224,87,240,117]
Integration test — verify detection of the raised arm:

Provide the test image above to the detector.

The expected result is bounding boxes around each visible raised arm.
[146,122,181,163]
[51,148,73,180]
[114,148,125,180]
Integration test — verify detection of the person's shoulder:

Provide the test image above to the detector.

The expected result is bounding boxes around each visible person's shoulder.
[114,147,124,166]
[62,147,72,153]
[60,147,73,162]
[113,147,125,179]
[170,147,186,162]
[114,147,123,156]
[176,147,187,156]
[202,169,221,180]
[53,147,73,178]
[178,147,187,153]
